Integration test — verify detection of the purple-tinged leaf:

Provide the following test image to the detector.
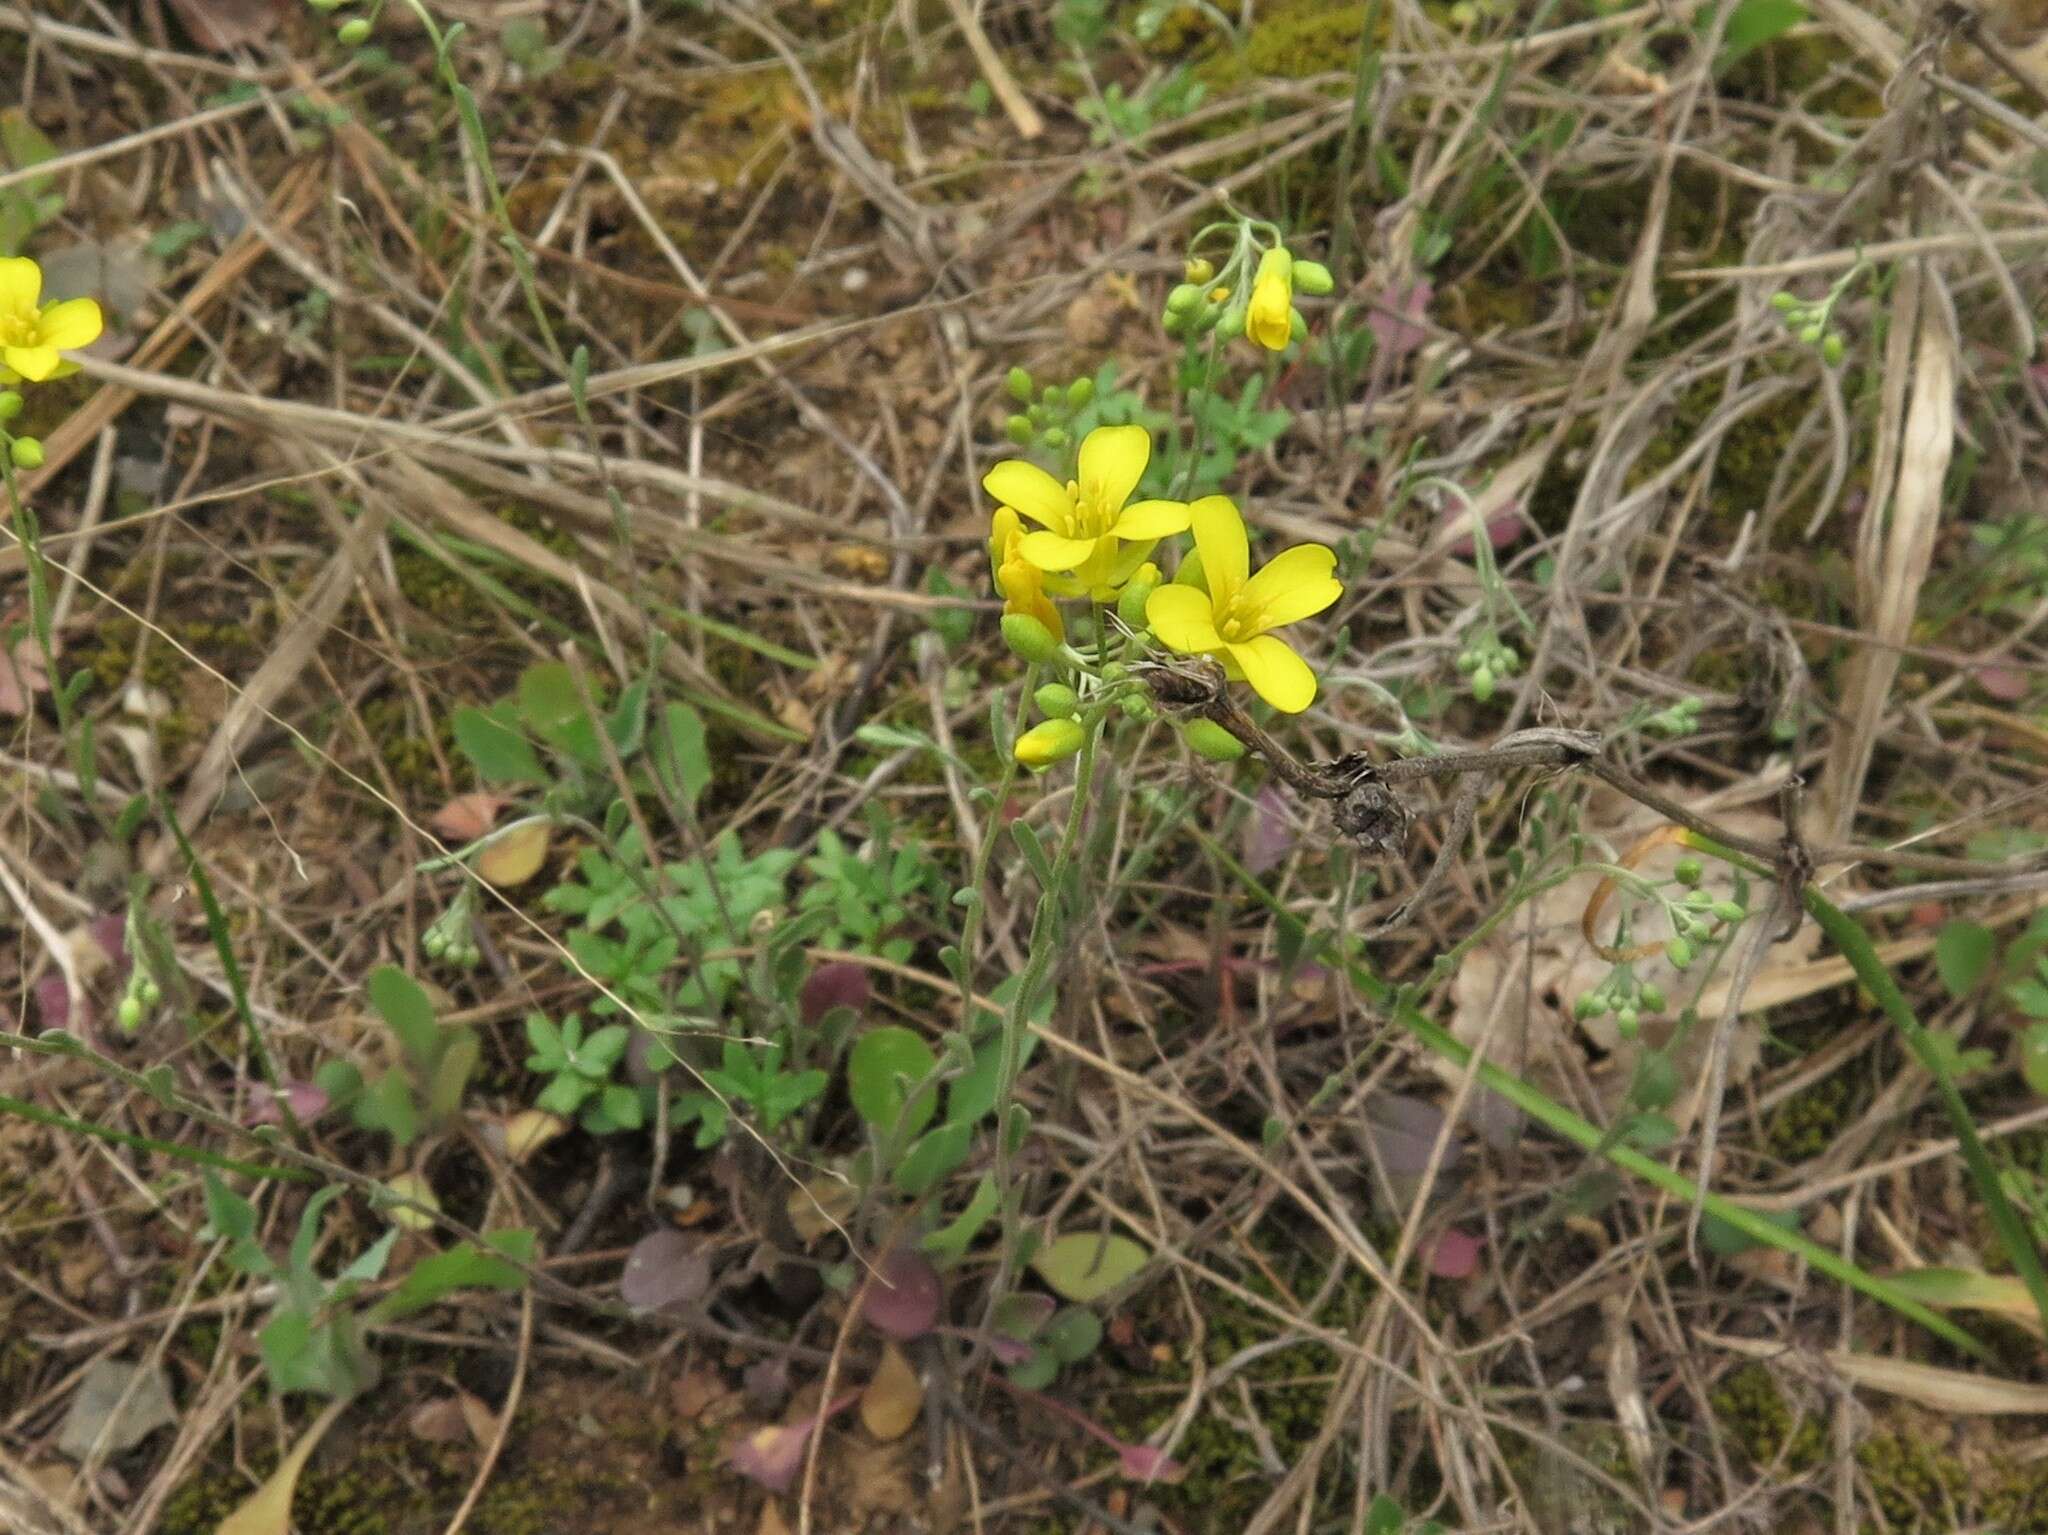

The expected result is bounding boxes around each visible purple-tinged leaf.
[800,962,869,1027]
[724,1392,857,1493]
[1368,281,1432,361]
[620,1228,710,1314]
[1441,507,1527,559]
[1118,1443,1187,1484]
[1244,784,1295,876]
[249,1082,330,1126]
[991,1292,1055,1340]
[743,1355,790,1412]
[860,1249,942,1340]
[1362,1092,1456,1179]
[1974,665,2028,703]
[33,973,79,1034]
[1429,1228,1482,1279]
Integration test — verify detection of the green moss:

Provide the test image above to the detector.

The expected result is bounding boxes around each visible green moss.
[1709,1363,1825,1473]
[1766,1070,1852,1162]
[359,694,464,798]
[1198,1,1376,88]
[1858,1430,1968,1531]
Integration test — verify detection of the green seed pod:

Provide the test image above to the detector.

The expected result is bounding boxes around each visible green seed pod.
[9,436,44,470]
[1184,719,1246,762]
[1821,332,1845,367]
[337,16,371,42]
[1165,283,1203,315]
[1014,718,1085,769]
[1292,259,1335,296]
[0,391,22,421]
[1770,291,1798,312]
[1673,856,1703,886]
[1066,376,1094,407]
[1183,256,1215,284]
[1470,665,1495,702]
[1034,682,1080,719]
[1005,414,1034,446]
[1000,613,1061,664]
[1006,366,1034,403]
[1666,936,1695,970]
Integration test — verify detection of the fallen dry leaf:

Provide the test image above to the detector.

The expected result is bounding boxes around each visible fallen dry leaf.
[163,0,285,50]
[476,819,551,887]
[499,1109,568,1164]
[217,1397,350,1535]
[432,792,508,843]
[672,1368,731,1421]
[0,635,50,717]
[786,1176,857,1244]
[859,1341,922,1441]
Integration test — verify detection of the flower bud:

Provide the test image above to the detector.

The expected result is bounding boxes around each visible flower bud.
[1639,983,1667,1013]
[1014,718,1085,769]
[1216,310,1245,342]
[0,391,21,421]
[1118,695,1155,721]
[1184,256,1215,284]
[9,436,43,470]
[1287,307,1308,343]
[1712,900,1747,923]
[1770,291,1798,312]
[1042,427,1067,449]
[1166,283,1203,314]
[1183,719,1245,762]
[1116,564,1160,629]
[1615,1007,1640,1038]
[338,16,370,42]
[1005,366,1034,403]
[1821,332,1845,367]
[1005,414,1034,446]
[1293,259,1334,295]
[1666,936,1695,969]
[1798,322,1823,345]
[116,996,144,1032]
[1470,665,1495,702]
[1033,682,1079,719]
[1066,376,1094,407]
[1673,856,1702,886]
[1001,612,1061,664]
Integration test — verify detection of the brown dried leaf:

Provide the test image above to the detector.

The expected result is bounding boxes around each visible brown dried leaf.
[432,793,508,843]
[786,1177,857,1244]
[163,0,285,50]
[858,1341,922,1442]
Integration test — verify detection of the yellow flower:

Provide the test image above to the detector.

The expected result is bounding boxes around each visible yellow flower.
[989,505,1065,642]
[1145,495,1341,714]
[0,258,103,385]
[1246,247,1294,352]
[982,425,1189,601]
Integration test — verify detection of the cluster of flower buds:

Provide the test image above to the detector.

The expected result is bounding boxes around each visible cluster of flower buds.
[114,970,164,1033]
[1574,964,1669,1040]
[422,886,483,969]
[1455,630,1520,703]
[1003,368,1096,454]
[1642,696,1704,738]
[1767,255,1872,369]
[1162,241,1332,351]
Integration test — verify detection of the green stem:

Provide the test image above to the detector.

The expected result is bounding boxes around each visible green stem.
[0,1093,313,1182]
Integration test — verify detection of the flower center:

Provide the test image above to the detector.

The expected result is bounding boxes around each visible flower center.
[1068,479,1116,541]
[1218,611,1249,642]
[0,310,35,347]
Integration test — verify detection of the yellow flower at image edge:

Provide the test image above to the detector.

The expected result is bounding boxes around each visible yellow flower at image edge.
[983,424,1189,600]
[1146,496,1341,714]
[0,257,102,384]
[988,506,1064,643]
[1246,247,1294,352]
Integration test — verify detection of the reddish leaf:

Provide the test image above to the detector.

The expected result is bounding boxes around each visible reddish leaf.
[1243,784,1295,876]
[621,1229,710,1314]
[431,793,508,843]
[248,1082,329,1126]
[1368,281,1433,361]
[1441,507,1527,559]
[1118,1444,1187,1484]
[1974,666,2028,703]
[1428,1228,1482,1279]
[725,1393,857,1493]
[0,637,48,717]
[859,1249,942,1340]
[800,962,869,1027]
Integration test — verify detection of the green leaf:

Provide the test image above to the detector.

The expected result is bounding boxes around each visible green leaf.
[1042,1306,1102,1364]
[1029,1232,1148,1302]
[427,1028,478,1123]
[847,1026,939,1138]
[2010,978,2048,1019]
[1366,1495,1406,1535]
[651,702,712,811]
[1712,0,1807,69]
[894,1120,971,1196]
[1700,1204,1802,1259]
[922,567,974,650]
[921,1175,999,1261]
[367,1233,532,1323]
[367,965,439,1067]
[337,1228,400,1287]
[452,705,548,786]
[1936,921,1996,999]
[203,1173,258,1242]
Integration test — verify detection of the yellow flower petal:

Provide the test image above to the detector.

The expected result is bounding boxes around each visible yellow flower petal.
[989,506,1025,579]
[1188,496,1248,606]
[3,345,60,383]
[36,297,102,350]
[1020,529,1101,572]
[984,460,1073,533]
[1237,544,1342,631]
[1103,540,1157,592]
[1076,424,1150,517]
[0,257,41,316]
[1228,635,1317,713]
[1146,584,1224,652]
[1110,498,1190,540]
[1246,248,1294,352]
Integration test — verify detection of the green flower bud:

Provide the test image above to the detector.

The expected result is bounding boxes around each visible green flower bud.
[1015,718,1085,769]
[1455,649,1479,674]
[1575,991,1607,1020]
[1034,682,1079,719]
[307,0,343,10]
[0,391,22,422]
[1005,414,1034,446]
[1798,322,1823,345]
[1162,308,1188,338]
[116,996,144,1032]
[1006,366,1034,403]
[1287,307,1308,343]
[1184,256,1215,284]
[1165,283,1203,315]
[1042,427,1067,450]
[1470,665,1495,702]
[423,929,447,957]
[1216,310,1245,342]
[1001,612,1060,664]
[338,16,371,42]
[1673,856,1703,886]
[1292,259,1335,296]
[1119,695,1156,721]
[1040,384,1061,405]
[1066,376,1094,407]
[1712,900,1746,923]
[1821,332,1845,367]
[1116,564,1160,630]
[1615,1006,1639,1038]
[1100,662,1129,683]
[1184,719,1246,762]
[140,978,163,1006]
[1495,645,1520,674]
[9,436,43,470]
[1770,291,1798,312]
[1639,983,1667,1013]
[1666,936,1695,969]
